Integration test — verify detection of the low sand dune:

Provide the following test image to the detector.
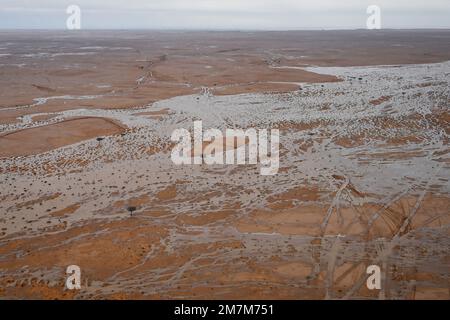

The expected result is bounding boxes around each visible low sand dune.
[0,117,125,157]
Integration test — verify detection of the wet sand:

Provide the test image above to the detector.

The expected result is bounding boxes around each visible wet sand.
[0,30,449,300]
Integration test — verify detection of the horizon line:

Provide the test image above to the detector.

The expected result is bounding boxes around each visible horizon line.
[1,27,450,32]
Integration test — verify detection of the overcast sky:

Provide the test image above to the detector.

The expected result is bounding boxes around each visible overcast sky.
[1,0,449,30]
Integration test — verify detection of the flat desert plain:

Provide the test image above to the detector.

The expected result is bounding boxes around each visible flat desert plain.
[0,30,449,299]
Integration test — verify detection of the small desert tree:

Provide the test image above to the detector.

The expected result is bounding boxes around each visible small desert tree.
[127,206,137,216]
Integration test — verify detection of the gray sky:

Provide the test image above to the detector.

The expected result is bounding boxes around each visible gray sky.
[1,0,449,29]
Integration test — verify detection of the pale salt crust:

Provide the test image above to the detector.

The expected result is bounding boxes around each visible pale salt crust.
[1,60,449,238]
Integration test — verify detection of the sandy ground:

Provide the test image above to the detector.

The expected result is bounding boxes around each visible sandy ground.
[0,117,125,157]
[0,30,449,300]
